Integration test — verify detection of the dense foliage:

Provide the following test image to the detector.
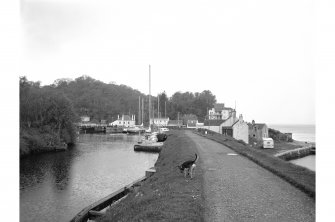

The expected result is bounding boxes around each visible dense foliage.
[20,77,78,156]
[51,76,216,123]
[268,128,294,142]
[20,75,216,156]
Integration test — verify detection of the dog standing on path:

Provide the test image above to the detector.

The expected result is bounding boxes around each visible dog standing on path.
[177,153,199,179]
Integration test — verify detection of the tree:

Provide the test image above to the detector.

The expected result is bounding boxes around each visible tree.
[20,77,78,155]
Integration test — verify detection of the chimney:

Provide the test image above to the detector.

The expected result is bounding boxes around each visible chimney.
[232,110,236,119]
[118,115,119,120]
[239,114,243,121]
[252,120,255,125]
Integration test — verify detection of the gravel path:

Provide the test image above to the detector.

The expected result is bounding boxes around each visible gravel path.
[185,131,315,222]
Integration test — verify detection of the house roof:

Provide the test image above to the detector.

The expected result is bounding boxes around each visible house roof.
[152,117,169,121]
[222,107,233,111]
[168,120,183,125]
[248,123,267,129]
[221,119,240,128]
[204,119,225,126]
[118,115,132,121]
[231,120,240,127]
[214,103,225,112]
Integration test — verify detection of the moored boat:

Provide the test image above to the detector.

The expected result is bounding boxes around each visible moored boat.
[126,126,146,134]
[134,141,163,153]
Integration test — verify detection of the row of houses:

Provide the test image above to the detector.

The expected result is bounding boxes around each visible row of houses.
[80,103,269,145]
[80,115,185,128]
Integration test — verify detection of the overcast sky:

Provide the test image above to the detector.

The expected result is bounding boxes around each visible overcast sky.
[17,0,317,124]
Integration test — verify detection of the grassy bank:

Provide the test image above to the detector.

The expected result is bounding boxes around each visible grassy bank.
[195,129,315,198]
[251,140,303,156]
[98,130,204,222]
[249,136,313,156]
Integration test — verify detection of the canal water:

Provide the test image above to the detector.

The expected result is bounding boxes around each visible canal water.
[290,155,315,171]
[20,134,158,222]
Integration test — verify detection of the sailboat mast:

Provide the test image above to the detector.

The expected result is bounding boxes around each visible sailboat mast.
[142,98,144,125]
[158,94,160,119]
[138,96,141,125]
[148,65,151,127]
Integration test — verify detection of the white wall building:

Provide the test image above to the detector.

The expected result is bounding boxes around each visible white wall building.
[110,115,136,127]
[201,111,249,144]
[80,116,90,122]
[150,117,169,126]
[208,103,234,120]
[221,114,249,144]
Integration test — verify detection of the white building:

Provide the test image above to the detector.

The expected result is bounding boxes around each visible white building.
[202,111,249,144]
[150,117,169,126]
[225,114,249,144]
[208,103,234,120]
[110,115,136,127]
[80,116,90,122]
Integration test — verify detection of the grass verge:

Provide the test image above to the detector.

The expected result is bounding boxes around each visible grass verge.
[194,129,315,199]
[98,130,204,222]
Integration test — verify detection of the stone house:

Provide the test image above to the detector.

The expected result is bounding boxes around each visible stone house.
[248,120,269,141]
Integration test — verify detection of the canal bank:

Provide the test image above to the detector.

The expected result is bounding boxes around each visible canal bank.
[20,134,158,222]
[188,130,314,221]
[98,129,314,221]
[97,130,204,221]
[194,129,315,198]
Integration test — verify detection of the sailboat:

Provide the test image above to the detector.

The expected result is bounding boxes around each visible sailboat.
[134,65,164,152]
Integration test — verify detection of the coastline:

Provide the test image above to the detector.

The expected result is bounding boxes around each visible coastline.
[268,124,315,143]
[262,140,315,157]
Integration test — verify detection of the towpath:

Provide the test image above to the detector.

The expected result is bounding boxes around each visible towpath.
[185,131,315,222]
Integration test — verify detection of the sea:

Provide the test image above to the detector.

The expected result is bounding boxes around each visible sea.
[268,124,316,171]
[268,124,315,143]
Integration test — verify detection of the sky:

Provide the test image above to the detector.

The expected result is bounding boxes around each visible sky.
[16,0,318,125]
[15,0,319,125]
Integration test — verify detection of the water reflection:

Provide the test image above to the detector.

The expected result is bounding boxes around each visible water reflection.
[20,134,158,222]
[50,151,74,191]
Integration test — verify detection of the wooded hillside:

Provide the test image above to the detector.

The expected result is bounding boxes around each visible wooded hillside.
[20,75,216,156]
